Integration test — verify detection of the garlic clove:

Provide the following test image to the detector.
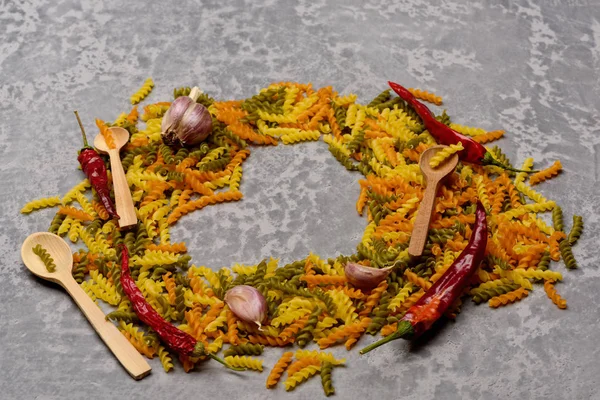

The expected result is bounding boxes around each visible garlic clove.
[224,285,267,328]
[344,262,393,290]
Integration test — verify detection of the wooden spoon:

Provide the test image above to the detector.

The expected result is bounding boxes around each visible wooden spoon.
[408,145,460,257]
[21,232,151,380]
[94,127,137,228]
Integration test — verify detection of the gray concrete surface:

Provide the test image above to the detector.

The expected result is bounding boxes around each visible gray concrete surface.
[1,0,599,399]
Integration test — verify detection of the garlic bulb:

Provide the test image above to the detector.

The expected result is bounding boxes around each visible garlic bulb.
[224,285,267,328]
[161,87,212,147]
[345,262,393,290]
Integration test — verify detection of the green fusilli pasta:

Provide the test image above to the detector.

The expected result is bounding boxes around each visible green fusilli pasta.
[552,206,564,232]
[568,215,583,246]
[320,362,335,396]
[367,90,392,108]
[471,283,520,304]
[295,307,322,348]
[48,213,66,234]
[559,240,578,269]
[32,244,56,272]
[223,343,264,357]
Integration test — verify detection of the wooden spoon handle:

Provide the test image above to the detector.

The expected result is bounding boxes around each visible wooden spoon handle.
[108,149,137,228]
[408,178,442,257]
[62,277,151,379]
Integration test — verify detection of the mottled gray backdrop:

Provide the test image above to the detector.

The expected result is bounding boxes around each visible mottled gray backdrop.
[1,0,599,399]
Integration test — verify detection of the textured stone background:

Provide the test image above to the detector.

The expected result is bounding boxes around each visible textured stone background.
[1,0,599,399]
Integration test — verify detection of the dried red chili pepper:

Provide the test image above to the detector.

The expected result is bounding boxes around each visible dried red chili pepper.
[360,201,488,354]
[118,245,242,370]
[388,81,534,172]
[73,111,120,220]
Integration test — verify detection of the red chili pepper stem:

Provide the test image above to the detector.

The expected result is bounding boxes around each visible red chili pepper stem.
[359,321,414,354]
[480,152,538,173]
[73,110,90,149]
[189,341,239,369]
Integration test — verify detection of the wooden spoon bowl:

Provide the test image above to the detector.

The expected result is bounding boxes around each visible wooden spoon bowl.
[93,126,130,151]
[418,145,460,184]
[21,232,151,379]
[22,232,73,283]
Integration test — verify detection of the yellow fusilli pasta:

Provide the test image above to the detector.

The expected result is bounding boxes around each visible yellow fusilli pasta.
[131,78,155,104]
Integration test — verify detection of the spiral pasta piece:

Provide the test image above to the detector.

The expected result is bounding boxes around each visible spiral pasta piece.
[271,308,311,328]
[224,355,263,371]
[57,206,94,221]
[167,190,243,224]
[142,103,171,121]
[559,239,578,269]
[117,321,156,358]
[429,143,463,168]
[279,316,309,341]
[224,309,240,346]
[544,280,567,309]
[301,274,347,286]
[408,88,442,105]
[287,356,321,376]
[92,200,109,220]
[334,94,357,107]
[471,283,520,304]
[529,160,562,185]
[21,197,61,213]
[147,242,187,253]
[398,289,425,311]
[89,270,121,305]
[32,244,56,272]
[294,350,345,366]
[95,119,116,149]
[388,283,413,312]
[404,270,432,291]
[514,157,534,186]
[248,335,292,347]
[502,201,556,220]
[472,130,505,143]
[329,290,358,324]
[131,250,180,267]
[489,287,529,308]
[131,78,154,104]
[205,312,227,333]
[552,206,565,232]
[281,129,321,144]
[316,318,371,349]
[358,280,387,317]
[157,345,174,372]
[284,365,321,391]
[62,180,90,205]
[474,175,491,211]
[515,181,549,204]
[568,215,583,246]
[513,268,562,282]
[67,220,82,242]
[266,352,294,388]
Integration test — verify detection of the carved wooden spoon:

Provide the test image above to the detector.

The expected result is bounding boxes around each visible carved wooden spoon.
[94,127,137,229]
[21,232,151,379]
[408,145,459,257]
